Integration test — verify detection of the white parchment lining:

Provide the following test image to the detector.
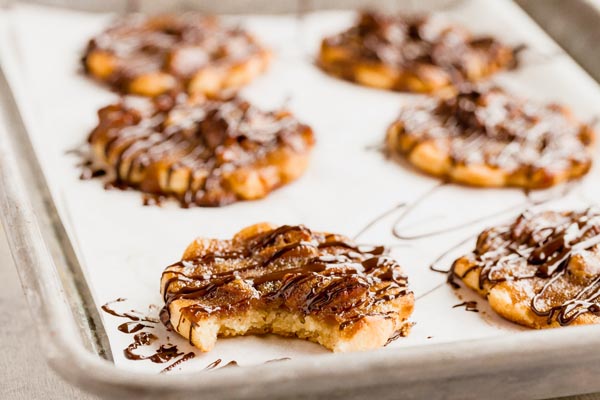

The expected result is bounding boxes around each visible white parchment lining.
[2,0,600,374]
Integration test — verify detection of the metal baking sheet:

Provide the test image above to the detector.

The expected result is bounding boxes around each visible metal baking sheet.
[1,0,600,398]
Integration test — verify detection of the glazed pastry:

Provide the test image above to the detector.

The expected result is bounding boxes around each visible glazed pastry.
[318,11,514,93]
[452,209,600,328]
[86,94,314,207]
[386,87,594,188]
[83,13,270,96]
[160,223,414,352]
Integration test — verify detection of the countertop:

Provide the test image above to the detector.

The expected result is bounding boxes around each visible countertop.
[0,223,98,400]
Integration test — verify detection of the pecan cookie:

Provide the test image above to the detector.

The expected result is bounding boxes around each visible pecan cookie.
[83,13,270,96]
[160,223,414,352]
[86,94,314,206]
[452,209,600,328]
[318,12,514,93]
[386,87,594,188]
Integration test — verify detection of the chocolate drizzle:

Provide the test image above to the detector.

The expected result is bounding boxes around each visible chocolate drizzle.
[384,329,406,346]
[85,95,314,207]
[162,357,289,373]
[124,332,184,363]
[452,301,478,313]
[101,298,196,368]
[118,322,153,333]
[101,298,159,323]
[161,352,196,373]
[265,357,291,363]
[160,225,411,335]
[355,181,570,244]
[222,360,240,368]
[452,208,600,326]
[204,358,222,370]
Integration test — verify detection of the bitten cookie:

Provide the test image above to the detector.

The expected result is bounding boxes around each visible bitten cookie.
[452,209,600,328]
[318,11,514,93]
[86,94,314,207]
[83,13,270,96]
[386,87,594,188]
[160,223,414,352]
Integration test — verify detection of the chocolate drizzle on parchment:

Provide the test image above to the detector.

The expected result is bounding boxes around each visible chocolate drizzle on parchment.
[354,180,574,244]
[452,301,478,313]
[101,298,159,323]
[101,298,196,370]
[160,352,196,373]
[102,297,298,372]
[124,332,184,362]
[118,321,152,333]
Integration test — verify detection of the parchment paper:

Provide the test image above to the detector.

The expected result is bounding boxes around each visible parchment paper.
[2,0,600,374]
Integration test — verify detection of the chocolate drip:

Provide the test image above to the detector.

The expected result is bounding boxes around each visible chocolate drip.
[452,301,478,313]
[452,208,600,325]
[160,352,196,373]
[353,202,406,241]
[210,357,291,371]
[160,225,411,333]
[204,358,222,370]
[429,235,477,275]
[384,329,406,346]
[101,298,159,323]
[100,298,195,368]
[79,166,106,180]
[222,360,240,368]
[123,332,183,363]
[167,357,289,373]
[354,159,575,244]
[264,357,291,363]
[118,322,153,333]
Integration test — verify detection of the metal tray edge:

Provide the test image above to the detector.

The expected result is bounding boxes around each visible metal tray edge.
[1,1,600,399]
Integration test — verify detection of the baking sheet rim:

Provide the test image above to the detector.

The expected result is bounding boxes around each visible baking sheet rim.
[1,1,600,398]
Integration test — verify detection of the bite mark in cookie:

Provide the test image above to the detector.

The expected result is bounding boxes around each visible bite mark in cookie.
[160,223,414,352]
[386,87,594,188]
[86,94,314,207]
[318,11,515,93]
[83,13,270,96]
[452,208,600,328]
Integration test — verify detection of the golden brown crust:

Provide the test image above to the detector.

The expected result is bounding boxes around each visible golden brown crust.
[85,95,315,207]
[83,13,270,96]
[452,209,600,329]
[160,224,414,352]
[386,87,594,189]
[318,12,514,93]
